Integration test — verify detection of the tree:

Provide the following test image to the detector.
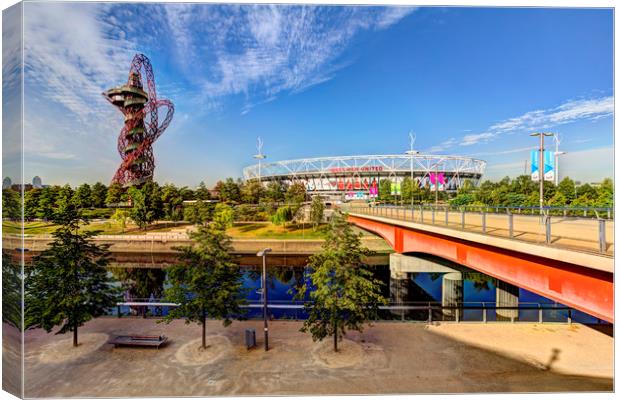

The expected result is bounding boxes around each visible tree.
[112,209,130,233]
[557,177,576,204]
[271,205,294,226]
[378,179,392,202]
[25,205,119,347]
[309,196,325,229]
[72,183,92,209]
[195,181,211,201]
[55,185,75,217]
[184,200,214,225]
[219,178,242,203]
[2,188,21,220]
[263,181,285,203]
[213,203,234,228]
[128,187,153,230]
[105,183,123,205]
[241,180,264,204]
[90,182,108,208]
[161,219,245,349]
[2,251,22,329]
[37,187,56,221]
[285,182,307,205]
[294,212,386,352]
[595,178,613,208]
[24,188,41,221]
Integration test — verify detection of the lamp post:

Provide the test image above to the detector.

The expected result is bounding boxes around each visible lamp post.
[530,132,554,216]
[257,248,272,351]
[405,131,419,209]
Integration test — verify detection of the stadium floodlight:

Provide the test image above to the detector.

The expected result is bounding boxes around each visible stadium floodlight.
[405,131,419,207]
[253,137,267,182]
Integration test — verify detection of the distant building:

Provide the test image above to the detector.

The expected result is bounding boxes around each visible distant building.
[2,177,12,189]
[32,176,43,188]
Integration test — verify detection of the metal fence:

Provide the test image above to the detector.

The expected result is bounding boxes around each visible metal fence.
[112,300,605,324]
[345,204,614,255]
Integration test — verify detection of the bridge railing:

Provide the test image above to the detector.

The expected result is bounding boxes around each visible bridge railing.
[344,203,614,255]
[111,300,605,324]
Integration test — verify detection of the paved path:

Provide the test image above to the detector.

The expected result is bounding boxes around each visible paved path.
[354,206,614,255]
[22,318,612,397]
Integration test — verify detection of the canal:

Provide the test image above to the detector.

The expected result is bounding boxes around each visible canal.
[109,254,605,325]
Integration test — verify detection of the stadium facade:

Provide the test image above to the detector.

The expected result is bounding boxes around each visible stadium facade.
[243,154,486,201]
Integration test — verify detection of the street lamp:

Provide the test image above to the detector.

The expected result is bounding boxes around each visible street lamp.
[405,131,419,209]
[257,248,272,351]
[530,132,554,216]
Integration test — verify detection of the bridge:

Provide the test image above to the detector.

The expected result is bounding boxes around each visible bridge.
[345,204,614,323]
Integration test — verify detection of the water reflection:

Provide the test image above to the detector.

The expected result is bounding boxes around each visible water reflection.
[110,259,603,324]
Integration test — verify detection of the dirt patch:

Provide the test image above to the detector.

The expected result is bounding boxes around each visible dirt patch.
[311,338,367,368]
[39,333,108,364]
[174,335,232,366]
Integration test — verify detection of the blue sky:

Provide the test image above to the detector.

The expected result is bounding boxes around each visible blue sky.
[12,3,614,186]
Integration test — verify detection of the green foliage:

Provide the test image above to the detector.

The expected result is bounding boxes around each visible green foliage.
[90,182,108,208]
[2,188,21,220]
[105,183,123,205]
[37,187,56,220]
[234,204,268,222]
[310,196,325,229]
[557,177,576,203]
[25,205,119,346]
[55,185,74,216]
[128,182,163,230]
[195,181,211,201]
[2,252,22,329]
[216,178,242,203]
[449,193,475,207]
[285,182,307,205]
[161,223,245,348]
[112,208,130,233]
[378,179,392,202]
[113,268,166,300]
[81,208,114,219]
[24,188,41,221]
[294,212,387,352]
[213,203,234,229]
[271,205,294,226]
[241,180,265,204]
[161,184,184,222]
[184,200,214,225]
[72,183,92,209]
[263,181,285,203]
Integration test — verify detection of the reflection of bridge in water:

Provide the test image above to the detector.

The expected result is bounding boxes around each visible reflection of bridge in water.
[346,204,614,323]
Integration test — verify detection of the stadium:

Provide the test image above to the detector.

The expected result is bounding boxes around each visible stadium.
[243,154,486,201]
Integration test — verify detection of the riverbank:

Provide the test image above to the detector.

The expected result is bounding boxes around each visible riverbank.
[22,318,612,397]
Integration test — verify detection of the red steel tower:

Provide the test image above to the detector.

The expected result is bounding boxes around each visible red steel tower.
[103,53,174,187]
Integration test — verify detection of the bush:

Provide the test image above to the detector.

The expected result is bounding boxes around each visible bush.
[81,208,115,219]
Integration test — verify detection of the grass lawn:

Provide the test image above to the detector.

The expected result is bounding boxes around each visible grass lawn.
[227,222,329,239]
[2,220,191,236]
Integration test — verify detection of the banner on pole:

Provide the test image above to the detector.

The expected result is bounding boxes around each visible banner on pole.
[530,150,554,182]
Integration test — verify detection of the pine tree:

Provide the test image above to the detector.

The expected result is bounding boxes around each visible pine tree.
[25,205,119,346]
[161,215,245,349]
[295,212,386,352]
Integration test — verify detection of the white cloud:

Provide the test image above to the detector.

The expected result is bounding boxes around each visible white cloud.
[460,132,497,146]
[163,5,415,111]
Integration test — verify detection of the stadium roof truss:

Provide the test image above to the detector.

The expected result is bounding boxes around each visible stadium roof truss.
[243,154,486,182]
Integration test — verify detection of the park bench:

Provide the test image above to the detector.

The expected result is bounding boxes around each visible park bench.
[108,335,168,349]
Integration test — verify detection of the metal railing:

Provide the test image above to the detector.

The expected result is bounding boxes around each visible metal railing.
[344,203,613,255]
[112,300,603,324]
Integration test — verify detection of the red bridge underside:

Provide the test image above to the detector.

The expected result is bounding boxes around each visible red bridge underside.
[348,215,613,323]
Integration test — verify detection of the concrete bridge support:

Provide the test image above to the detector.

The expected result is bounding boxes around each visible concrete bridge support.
[389,253,463,319]
[495,280,519,321]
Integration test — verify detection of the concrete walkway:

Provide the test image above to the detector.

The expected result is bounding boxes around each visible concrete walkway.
[23,318,612,397]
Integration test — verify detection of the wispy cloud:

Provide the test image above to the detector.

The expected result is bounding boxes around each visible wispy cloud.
[163,5,415,112]
[459,96,613,146]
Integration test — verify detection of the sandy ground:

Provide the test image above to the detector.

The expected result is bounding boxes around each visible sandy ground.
[21,318,613,397]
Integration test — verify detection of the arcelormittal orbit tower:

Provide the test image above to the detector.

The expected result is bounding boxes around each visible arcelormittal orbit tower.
[103,53,174,187]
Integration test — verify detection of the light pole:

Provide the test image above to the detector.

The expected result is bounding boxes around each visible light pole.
[257,248,272,351]
[405,131,419,209]
[530,132,554,216]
